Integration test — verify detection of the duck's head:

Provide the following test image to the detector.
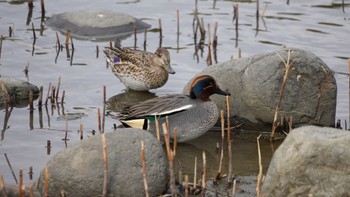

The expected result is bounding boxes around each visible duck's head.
[154,48,176,74]
[189,75,230,101]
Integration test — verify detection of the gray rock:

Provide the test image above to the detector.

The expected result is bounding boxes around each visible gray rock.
[46,9,151,41]
[184,47,336,130]
[262,125,350,197]
[35,128,167,197]
[0,78,39,109]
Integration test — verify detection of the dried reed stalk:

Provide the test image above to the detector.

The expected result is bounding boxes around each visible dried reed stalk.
[96,45,99,58]
[19,169,23,197]
[40,0,45,14]
[256,135,263,197]
[162,122,176,196]
[215,110,225,180]
[0,80,10,110]
[45,82,51,106]
[80,123,83,140]
[44,166,49,197]
[144,28,147,51]
[158,19,163,48]
[141,141,149,197]
[56,76,61,101]
[270,49,293,141]
[98,108,102,133]
[29,183,34,197]
[154,116,160,141]
[4,153,17,184]
[56,32,61,49]
[202,151,206,196]
[238,48,241,59]
[133,23,137,49]
[348,59,350,124]
[256,0,260,18]
[185,175,189,197]
[101,133,108,197]
[226,96,233,185]
[65,31,70,46]
[206,23,212,66]
[61,90,65,105]
[193,157,197,192]
[29,90,34,110]
[232,178,237,197]
[0,175,7,197]
[0,35,3,59]
[31,22,36,51]
[38,86,43,106]
[102,85,106,133]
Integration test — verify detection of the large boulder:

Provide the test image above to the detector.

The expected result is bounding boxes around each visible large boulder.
[35,128,167,197]
[46,9,151,41]
[0,78,39,109]
[262,125,350,196]
[184,47,336,130]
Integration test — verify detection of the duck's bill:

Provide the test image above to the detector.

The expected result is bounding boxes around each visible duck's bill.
[168,64,176,74]
[215,88,231,96]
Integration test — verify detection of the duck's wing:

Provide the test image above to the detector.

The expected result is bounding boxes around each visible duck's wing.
[121,94,194,119]
[104,47,153,67]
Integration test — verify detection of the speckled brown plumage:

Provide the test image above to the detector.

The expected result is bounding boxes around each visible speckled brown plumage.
[104,46,175,91]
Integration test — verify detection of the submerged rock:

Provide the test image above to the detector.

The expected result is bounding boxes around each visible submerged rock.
[45,9,151,41]
[184,47,336,130]
[262,125,350,196]
[35,128,167,197]
[0,78,39,109]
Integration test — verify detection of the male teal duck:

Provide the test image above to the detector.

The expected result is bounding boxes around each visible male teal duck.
[104,46,175,91]
[119,75,230,142]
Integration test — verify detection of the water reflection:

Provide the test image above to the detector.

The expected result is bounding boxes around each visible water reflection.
[107,90,157,113]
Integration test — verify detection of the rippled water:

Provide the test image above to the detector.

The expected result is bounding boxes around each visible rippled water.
[0,0,349,186]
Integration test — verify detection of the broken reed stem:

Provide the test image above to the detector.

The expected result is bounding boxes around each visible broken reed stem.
[185,175,189,197]
[102,85,106,133]
[56,32,61,49]
[232,179,237,197]
[256,0,260,18]
[29,90,34,110]
[4,153,18,184]
[256,135,263,197]
[177,9,180,36]
[29,183,34,197]
[0,175,7,197]
[28,0,33,9]
[158,19,163,48]
[8,26,12,37]
[31,22,36,51]
[155,116,160,141]
[144,28,147,51]
[270,49,292,141]
[96,45,99,58]
[80,123,83,140]
[19,169,23,197]
[141,141,149,197]
[51,86,56,104]
[64,114,68,142]
[134,23,137,49]
[70,36,74,50]
[202,151,206,196]
[213,22,218,51]
[40,0,45,15]
[193,157,197,191]
[206,23,212,66]
[348,59,350,124]
[226,95,233,185]
[101,133,108,197]
[61,90,65,105]
[173,128,177,156]
[38,86,43,106]
[44,166,48,197]
[238,48,241,59]
[45,82,51,106]
[1,80,11,110]
[55,76,61,101]
[0,35,3,59]
[65,31,70,46]
[215,110,225,180]
[98,108,102,133]
[162,122,176,196]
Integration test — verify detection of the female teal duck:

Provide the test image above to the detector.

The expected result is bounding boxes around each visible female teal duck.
[104,46,175,91]
[119,75,230,142]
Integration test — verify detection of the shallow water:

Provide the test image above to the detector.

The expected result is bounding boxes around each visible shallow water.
[0,0,349,187]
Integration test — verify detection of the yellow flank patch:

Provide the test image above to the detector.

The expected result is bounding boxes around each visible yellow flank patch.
[121,119,145,129]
